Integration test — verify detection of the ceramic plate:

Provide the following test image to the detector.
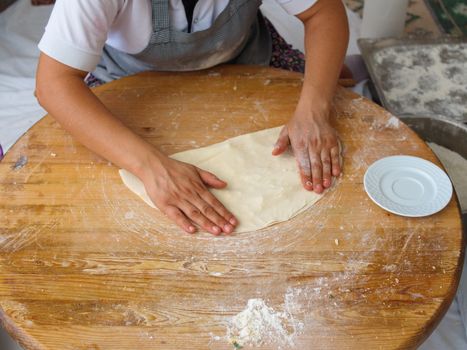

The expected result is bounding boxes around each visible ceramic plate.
[364,155,452,217]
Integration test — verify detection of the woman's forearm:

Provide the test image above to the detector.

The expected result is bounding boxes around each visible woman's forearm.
[35,53,237,235]
[272,0,348,194]
[298,0,349,112]
[36,53,161,179]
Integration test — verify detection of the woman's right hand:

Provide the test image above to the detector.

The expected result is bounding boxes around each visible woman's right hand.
[139,154,237,235]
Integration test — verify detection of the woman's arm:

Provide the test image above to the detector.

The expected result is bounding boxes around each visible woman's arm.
[273,0,349,193]
[36,53,236,235]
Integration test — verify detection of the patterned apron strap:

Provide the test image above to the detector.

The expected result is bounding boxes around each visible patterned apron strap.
[150,0,170,44]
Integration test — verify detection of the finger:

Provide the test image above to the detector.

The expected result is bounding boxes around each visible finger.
[164,205,196,234]
[200,190,237,232]
[197,168,237,228]
[272,127,290,156]
[295,150,313,191]
[321,149,332,188]
[194,193,234,234]
[180,201,222,236]
[310,153,324,194]
[198,169,227,189]
[330,146,341,177]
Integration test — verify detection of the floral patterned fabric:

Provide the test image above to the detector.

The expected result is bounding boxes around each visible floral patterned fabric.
[265,18,306,73]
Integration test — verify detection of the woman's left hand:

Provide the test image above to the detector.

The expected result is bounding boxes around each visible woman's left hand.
[272,100,341,194]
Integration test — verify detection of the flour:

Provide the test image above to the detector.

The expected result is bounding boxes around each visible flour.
[124,211,135,220]
[427,142,467,211]
[385,116,400,129]
[382,264,398,272]
[373,44,467,122]
[227,298,303,348]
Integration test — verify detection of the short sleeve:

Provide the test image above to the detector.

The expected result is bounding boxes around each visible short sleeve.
[275,0,318,15]
[38,0,123,71]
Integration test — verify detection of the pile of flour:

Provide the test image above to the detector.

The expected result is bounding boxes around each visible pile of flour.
[226,298,303,348]
[373,43,467,122]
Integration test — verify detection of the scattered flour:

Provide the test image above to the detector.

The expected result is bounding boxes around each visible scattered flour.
[382,264,398,272]
[124,211,135,220]
[385,116,400,129]
[373,43,467,122]
[427,142,467,211]
[207,71,221,77]
[227,298,303,348]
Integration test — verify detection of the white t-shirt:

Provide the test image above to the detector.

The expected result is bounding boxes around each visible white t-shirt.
[38,0,317,72]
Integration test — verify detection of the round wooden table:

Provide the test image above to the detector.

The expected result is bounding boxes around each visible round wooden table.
[0,66,464,350]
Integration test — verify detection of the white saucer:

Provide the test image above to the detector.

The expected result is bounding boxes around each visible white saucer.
[364,155,453,217]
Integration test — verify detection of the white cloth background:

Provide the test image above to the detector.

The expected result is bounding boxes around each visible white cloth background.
[0,0,50,153]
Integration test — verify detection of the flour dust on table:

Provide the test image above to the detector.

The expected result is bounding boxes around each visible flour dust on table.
[119,126,338,233]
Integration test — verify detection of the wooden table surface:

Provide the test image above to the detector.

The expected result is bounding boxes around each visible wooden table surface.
[0,66,464,350]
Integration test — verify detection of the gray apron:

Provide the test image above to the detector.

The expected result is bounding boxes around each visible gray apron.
[93,0,272,82]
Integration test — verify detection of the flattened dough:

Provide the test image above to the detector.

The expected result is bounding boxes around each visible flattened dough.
[119,126,329,233]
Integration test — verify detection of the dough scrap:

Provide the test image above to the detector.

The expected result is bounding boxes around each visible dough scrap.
[119,126,331,233]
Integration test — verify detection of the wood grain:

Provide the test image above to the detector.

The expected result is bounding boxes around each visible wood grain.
[0,65,464,350]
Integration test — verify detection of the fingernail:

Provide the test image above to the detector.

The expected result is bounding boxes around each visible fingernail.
[324,179,330,187]
[229,217,237,225]
[224,224,233,233]
[188,226,196,233]
[306,181,312,187]
[212,226,221,234]
[315,185,323,192]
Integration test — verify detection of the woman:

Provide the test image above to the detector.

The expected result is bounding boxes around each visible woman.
[36,0,349,235]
